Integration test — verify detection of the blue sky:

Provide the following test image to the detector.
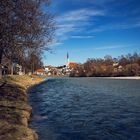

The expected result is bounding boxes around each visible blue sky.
[43,0,140,66]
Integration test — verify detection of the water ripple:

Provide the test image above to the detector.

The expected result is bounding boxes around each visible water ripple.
[29,78,140,140]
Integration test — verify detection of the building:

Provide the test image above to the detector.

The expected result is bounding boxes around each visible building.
[1,64,8,75]
[35,68,46,75]
[43,53,78,76]
[68,62,78,69]
[65,52,78,75]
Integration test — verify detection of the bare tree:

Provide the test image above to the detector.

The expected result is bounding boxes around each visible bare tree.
[70,53,140,77]
[0,0,54,77]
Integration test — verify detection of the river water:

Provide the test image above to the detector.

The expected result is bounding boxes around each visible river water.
[29,78,140,140]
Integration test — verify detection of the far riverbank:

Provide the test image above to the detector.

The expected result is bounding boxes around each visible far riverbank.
[93,76,140,80]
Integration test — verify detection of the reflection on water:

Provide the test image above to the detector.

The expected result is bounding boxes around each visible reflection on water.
[29,78,140,140]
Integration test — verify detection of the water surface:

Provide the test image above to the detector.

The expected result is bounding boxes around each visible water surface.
[29,78,140,140]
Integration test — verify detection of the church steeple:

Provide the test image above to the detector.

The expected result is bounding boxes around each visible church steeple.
[67,52,69,66]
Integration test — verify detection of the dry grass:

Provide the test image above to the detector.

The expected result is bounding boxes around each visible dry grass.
[0,75,45,140]
[0,75,45,88]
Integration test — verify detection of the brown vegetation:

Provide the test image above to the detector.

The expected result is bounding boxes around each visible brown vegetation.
[70,53,140,77]
[0,75,45,140]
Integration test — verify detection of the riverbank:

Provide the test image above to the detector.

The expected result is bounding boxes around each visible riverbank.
[0,75,45,140]
[95,76,140,80]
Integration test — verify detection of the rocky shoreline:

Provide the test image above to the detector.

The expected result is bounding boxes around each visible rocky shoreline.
[0,76,45,140]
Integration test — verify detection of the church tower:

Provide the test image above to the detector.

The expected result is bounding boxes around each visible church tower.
[66,52,69,67]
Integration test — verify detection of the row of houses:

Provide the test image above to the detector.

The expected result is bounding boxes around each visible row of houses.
[35,62,78,76]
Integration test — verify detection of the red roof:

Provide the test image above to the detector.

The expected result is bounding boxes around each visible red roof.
[36,69,45,73]
[68,62,78,68]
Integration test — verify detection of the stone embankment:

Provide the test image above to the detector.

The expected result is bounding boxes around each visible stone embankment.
[0,75,45,140]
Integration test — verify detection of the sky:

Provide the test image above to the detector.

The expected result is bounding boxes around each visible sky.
[43,0,140,66]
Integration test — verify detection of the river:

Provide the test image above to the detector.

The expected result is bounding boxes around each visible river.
[28,77,140,140]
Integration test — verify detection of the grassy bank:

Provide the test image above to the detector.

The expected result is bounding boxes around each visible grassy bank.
[0,75,45,140]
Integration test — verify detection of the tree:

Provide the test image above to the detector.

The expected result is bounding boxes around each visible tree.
[69,53,140,77]
[0,0,54,77]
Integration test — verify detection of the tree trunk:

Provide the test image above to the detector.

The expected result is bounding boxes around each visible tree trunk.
[23,67,26,75]
[0,48,3,78]
[32,62,34,74]
[10,61,14,75]
[0,64,2,78]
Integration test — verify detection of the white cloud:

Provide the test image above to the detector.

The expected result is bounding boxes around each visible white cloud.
[55,8,105,41]
[56,26,75,36]
[57,9,105,23]
[91,21,140,33]
[94,44,132,50]
[66,44,134,52]
[71,35,95,39]
[48,40,63,47]
[54,0,117,6]
[87,0,116,5]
